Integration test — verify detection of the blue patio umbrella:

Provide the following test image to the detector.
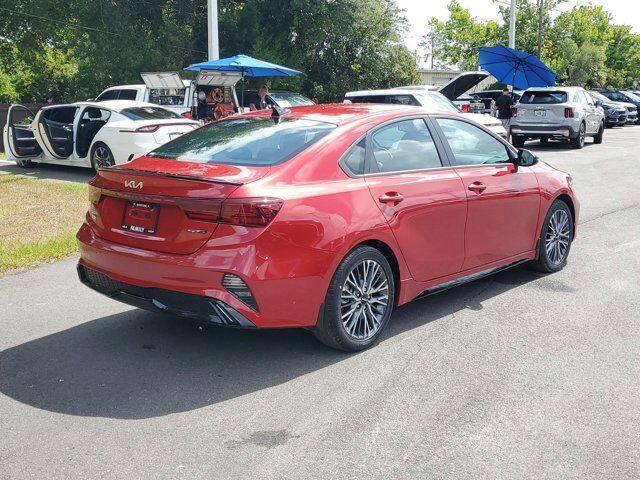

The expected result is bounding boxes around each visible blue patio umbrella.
[185,54,301,77]
[185,54,302,112]
[478,45,556,90]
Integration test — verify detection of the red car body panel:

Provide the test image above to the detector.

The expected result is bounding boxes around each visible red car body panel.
[77,104,579,329]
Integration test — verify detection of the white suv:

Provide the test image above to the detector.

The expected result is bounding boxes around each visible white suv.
[511,87,605,149]
[344,88,507,138]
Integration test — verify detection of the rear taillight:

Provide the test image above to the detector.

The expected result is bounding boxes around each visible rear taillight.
[220,198,283,227]
[181,111,192,119]
[222,274,259,311]
[564,107,574,118]
[511,107,517,117]
[461,104,470,112]
[120,125,160,133]
[185,198,282,227]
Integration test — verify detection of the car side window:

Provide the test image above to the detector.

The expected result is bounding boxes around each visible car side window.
[370,118,442,173]
[342,139,366,175]
[95,89,118,101]
[118,89,138,101]
[436,118,510,166]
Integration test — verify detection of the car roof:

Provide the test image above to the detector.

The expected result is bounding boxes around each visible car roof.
[345,88,437,97]
[70,100,173,112]
[233,103,449,126]
[522,86,581,92]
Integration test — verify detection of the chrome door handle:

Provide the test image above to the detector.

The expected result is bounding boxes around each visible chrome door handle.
[468,182,486,193]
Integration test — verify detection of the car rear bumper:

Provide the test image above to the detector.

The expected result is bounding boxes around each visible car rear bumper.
[78,263,257,328]
[76,222,330,328]
[511,124,577,138]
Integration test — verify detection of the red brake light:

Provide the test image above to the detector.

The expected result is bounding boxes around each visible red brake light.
[461,104,470,112]
[511,107,518,117]
[184,198,282,227]
[564,107,574,118]
[181,111,192,119]
[220,198,283,227]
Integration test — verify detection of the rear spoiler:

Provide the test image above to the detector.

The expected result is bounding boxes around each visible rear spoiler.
[98,167,243,185]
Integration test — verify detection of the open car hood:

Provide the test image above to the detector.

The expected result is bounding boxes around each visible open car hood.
[439,71,490,100]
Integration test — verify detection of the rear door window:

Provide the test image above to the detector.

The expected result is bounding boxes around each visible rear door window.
[148,117,336,166]
[520,91,567,104]
[370,118,442,173]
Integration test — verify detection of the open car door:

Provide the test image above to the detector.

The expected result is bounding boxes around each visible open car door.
[2,104,42,160]
[33,105,78,159]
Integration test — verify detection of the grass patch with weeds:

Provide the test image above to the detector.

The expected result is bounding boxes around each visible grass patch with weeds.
[0,174,88,274]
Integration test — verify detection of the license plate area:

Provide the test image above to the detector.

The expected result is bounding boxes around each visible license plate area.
[121,201,160,234]
[534,110,547,117]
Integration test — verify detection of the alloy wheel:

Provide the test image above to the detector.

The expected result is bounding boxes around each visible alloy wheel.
[93,146,113,168]
[340,259,389,340]
[579,124,585,147]
[545,209,571,265]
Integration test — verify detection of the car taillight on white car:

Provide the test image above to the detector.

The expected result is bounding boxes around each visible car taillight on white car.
[564,107,574,118]
[120,124,161,133]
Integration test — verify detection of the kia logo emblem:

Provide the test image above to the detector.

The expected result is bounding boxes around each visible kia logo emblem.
[124,180,143,189]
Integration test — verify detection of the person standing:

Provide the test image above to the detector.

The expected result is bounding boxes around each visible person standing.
[494,87,514,143]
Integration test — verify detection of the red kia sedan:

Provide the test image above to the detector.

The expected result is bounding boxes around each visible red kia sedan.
[77,104,578,351]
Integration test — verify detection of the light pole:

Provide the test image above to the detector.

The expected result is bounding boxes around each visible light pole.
[508,0,516,49]
[207,0,219,60]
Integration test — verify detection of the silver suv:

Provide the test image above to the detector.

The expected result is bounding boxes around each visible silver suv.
[511,87,605,149]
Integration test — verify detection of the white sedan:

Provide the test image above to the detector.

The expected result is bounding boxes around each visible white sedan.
[2,100,199,169]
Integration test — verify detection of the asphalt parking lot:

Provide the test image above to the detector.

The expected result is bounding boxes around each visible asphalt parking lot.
[1,126,639,479]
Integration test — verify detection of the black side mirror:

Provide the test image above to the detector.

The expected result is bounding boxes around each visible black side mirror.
[516,148,538,167]
[595,100,602,108]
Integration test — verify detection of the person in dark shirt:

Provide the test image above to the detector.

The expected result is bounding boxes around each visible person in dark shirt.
[250,85,270,111]
[494,87,514,142]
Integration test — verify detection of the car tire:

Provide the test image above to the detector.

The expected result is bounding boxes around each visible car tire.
[314,246,395,352]
[593,121,604,144]
[570,123,586,149]
[529,200,574,273]
[512,136,525,148]
[90,142,115,170]
[15,158,34,168]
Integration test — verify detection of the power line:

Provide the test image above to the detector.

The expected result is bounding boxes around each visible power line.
[0,6,206,54]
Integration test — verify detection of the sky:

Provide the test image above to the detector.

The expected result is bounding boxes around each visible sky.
[397,0,640,65]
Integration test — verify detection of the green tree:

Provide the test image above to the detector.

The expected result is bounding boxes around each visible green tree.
[0,0,419,103]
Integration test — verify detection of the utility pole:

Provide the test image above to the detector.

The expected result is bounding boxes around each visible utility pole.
[207,0,219,60]
[508,0,516,49]
[537,0,544,57]
[429,33,435,69]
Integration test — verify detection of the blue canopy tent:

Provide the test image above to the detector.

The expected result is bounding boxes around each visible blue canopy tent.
[185,55,302,112]
[478,45,556,91]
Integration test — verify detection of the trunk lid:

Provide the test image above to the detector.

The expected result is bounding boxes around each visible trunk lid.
[88,157,268,254]
[439,71,490,100]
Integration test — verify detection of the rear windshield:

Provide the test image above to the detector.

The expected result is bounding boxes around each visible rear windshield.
[120,107,180,120]
[414,92,459,112]
[348,94,420,106]
[520,91,567,104]
[269,92,315,107]
[148,117,336,166]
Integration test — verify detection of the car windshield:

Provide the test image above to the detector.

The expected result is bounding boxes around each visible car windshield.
[520,91,567,104]
[589,91,610,103]
[623,91,640,102]
[120,107,181,120]
[148,117,336,166]
[415,92,460,112]
[268,92,315,107]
